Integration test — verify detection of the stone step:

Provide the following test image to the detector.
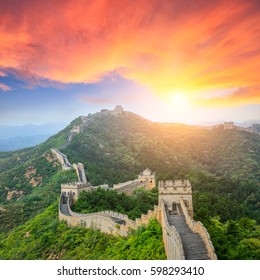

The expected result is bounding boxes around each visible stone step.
[166,211,210,260]
[60,203,71,216]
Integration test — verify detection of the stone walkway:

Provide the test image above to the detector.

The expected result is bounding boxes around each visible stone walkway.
[167,210,209,260]
[60,197,71,216]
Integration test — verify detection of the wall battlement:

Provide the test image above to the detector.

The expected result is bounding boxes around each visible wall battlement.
[158,179,193,217]
[113,168,155,194]
[59,193,159,237]
[61,182,92,203]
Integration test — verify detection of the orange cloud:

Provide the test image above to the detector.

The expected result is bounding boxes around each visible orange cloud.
[0,0,260,106]
[196,87,260,107]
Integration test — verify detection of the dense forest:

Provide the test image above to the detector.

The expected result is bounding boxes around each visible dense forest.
[0,110,259,259]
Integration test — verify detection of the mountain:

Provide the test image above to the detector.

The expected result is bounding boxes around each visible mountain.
[0,135,52,151]
[0,123,68,140]
[196,119,260,127]
[0,122,68,151]
[237,120,260,127]
[0,109,259,259]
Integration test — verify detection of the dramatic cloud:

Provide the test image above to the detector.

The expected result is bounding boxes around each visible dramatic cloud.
[198,87,260,107]
[0,0,260,106]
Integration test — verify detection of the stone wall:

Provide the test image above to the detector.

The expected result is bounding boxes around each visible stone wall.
[113,169,155,194]
[179,198,217,260]
[59,192,216,260]
[159,199,185,260]
[73,163,87,183]
[59,196,122,235]
[51,148,72,170]
[59,194,160,237]
[113,180,148,195]
[58,169,216,260]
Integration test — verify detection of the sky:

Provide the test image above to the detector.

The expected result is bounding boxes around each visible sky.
[0,0,260,125]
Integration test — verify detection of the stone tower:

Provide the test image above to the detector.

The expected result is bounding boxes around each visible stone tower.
[114,105,124,114]
[61,182,92,203]
[138,168,156,190]
[158,179,193,217]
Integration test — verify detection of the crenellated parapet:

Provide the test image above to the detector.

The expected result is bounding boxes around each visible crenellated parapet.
[61,182,92,203]
[113,168,156,194]
[179,198,217,260]
[59,192,159,237]
[158,179,193,217]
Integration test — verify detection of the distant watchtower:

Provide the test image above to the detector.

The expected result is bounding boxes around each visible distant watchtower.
[138,168,156,190]
[158,179,193,217]
[114,105,124,114]
[224,122,234,130]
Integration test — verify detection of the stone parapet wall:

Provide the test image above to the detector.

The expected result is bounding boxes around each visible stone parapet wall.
[59,194,160,237]
[51,148,72,170]
[114,180,147,195]
[179,198,217,260]
[160,199,185,260]
[59,196,122,235]
[125,205,159,229]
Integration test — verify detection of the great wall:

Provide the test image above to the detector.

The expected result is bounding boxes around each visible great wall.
[52,143,217,260]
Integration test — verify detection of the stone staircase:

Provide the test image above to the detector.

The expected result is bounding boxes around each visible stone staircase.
[60,196,71,216]
[166,210,209,260]
[78,167,87,183]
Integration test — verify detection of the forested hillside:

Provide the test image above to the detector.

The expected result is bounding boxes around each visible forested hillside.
[0,202,166,260]
[0,110,259,259]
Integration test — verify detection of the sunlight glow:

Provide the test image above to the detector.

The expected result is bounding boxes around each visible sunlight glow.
[169,92,189,109]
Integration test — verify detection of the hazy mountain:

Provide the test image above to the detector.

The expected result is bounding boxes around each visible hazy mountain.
[196,119,260,127]
[237,120,260,127]
[0,122,67,140]
[0,135,52,151]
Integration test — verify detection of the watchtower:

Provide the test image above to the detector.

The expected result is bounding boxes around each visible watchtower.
[61,182,92,203]
[158,179,193,217]
[138,168,156,190]
[114,105,124,114]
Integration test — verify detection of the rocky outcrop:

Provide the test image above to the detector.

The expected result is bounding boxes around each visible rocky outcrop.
[25,166,36,179]
[0,206,7,212]
[29,176,42,187]
[6,190,23,200]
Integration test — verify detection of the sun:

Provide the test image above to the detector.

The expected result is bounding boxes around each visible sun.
[169,92,189,109]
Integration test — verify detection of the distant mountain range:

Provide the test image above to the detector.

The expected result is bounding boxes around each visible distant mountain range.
[196,119,260,127]
[0,119,259,152]
[0,123,67,151]
[0,135,52,151]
